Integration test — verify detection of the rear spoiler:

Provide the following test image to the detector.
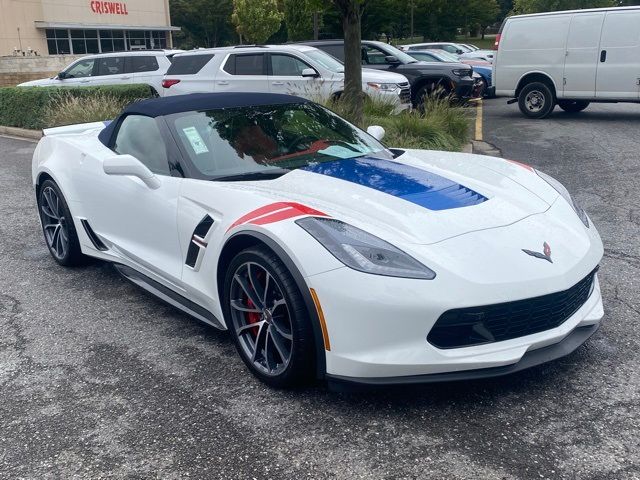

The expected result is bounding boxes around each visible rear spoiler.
[42,120,111,137]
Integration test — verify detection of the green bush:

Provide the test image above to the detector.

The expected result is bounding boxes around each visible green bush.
[0,84,153,130]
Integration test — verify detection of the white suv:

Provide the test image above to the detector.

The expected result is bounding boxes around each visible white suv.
[18,50,182,95]
[161,45,411,112]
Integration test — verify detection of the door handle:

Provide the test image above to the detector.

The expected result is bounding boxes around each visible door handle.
[120,75,131,79]
[272,81,285,86]
[79,79,89,83]
[217,81,229,85]
[600,50,607,62]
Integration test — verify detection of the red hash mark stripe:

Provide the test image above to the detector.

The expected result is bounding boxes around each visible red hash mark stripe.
[507,159,534,171]
[227,202,328,232]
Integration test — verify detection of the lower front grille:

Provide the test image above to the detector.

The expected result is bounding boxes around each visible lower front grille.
[427,268,598,349]
[399,87,411,103]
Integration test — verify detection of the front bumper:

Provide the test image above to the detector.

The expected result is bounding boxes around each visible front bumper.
[453,77,476,98]
[327,323,599,388]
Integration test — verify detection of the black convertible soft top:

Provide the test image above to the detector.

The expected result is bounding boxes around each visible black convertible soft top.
[98,92,308,147]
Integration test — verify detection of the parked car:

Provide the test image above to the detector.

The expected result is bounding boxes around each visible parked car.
[298,40,476,104]
[406,50,493,97]
[494,6,640,118]
[161,45,411,112]
[401,42,495,62]
[33,92,604,388]
[18,50,182,95]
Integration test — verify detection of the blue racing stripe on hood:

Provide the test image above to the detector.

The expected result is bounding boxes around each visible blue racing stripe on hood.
[301,157,487,211]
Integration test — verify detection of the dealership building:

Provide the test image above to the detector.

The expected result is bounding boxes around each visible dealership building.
[0,0,179,57]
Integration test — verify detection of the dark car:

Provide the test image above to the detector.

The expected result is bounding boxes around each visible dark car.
[297,40,476,105]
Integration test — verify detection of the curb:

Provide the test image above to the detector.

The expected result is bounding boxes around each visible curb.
[471,140,502,158]
[0,126,42,140]
[461,142,473,154]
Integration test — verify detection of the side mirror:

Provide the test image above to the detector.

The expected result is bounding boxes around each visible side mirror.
[367,125,386,141]
[103,154,161,189]
[385,55,400,64]
[456,49,464,55]
[57,71,68,80]
[301,67,319,78]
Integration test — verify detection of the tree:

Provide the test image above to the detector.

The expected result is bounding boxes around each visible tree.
[466,0,500,38]
[232,0,283,44]
[170,0,236,48]
[283,0,315,41]
[512,0,615,14]
[332,0,366,126]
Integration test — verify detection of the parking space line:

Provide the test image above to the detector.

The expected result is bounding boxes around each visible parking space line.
[475,99,483,141]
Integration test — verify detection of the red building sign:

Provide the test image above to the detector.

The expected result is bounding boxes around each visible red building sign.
[90,1,129,15]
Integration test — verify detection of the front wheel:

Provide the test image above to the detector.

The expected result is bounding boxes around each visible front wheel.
[558,100,590,113]
[37,179,85,266]
[518,82,555,119]
[223,246,316,388]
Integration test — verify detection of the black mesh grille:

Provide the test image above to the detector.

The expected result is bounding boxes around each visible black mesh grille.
[427,268,598,349]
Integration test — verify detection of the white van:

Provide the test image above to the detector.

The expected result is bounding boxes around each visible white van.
[493,6,640,118]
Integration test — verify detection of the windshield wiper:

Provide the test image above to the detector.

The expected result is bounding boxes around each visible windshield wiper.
[213,169,290,182]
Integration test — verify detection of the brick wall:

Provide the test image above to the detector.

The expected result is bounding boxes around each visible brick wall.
[0,55,84,87]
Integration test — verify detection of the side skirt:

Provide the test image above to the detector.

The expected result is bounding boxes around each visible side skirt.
[113,263,225,330]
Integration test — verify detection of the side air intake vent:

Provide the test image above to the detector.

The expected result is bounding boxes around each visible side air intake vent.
[81,219,108,251]
[185,215,214,268]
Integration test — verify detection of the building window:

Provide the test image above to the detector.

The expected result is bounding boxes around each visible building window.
[70,29,99,54]
[46,29,71,55]
[99,30,126,52]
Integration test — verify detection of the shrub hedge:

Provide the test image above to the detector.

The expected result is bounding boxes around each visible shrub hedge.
[0,84,154,130]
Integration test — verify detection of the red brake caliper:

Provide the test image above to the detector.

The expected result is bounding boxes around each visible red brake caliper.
[245,297,261,337]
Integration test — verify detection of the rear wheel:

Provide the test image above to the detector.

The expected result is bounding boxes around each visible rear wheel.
[37,179,84,266]
[518,82,555,119]
[223,246,315,388]
[558,100,590,113]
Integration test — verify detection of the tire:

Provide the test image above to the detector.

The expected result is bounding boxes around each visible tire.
[478,77,488,97]
[37,179,85,266]
[518,82,555,119]
[558,100,590,113]
[223,245,316,388]
[415,82,450,109]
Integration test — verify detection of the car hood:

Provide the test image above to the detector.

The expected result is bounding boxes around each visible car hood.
[237,150,558,245]
[18,78,56,86]
[361,68,408,84]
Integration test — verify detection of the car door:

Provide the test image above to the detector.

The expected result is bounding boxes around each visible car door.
[216,53,268,93]
[81,115,184,283]
[94,56,131,86]
[268,53,319,98]
[59,58,96,86]
[562,12,605,98]
[126,55,161,90]
[596,10,640,100]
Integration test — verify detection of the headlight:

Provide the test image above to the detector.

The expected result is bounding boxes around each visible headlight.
[366,82,398,91]
[452,69,472,77]
[296,217,436,280]
[536,169,589,227]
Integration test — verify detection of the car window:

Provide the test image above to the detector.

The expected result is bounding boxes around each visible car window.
[128,56,159,73]
[224,54,264,75]
[167,54,214,75]
[166,102,391,180]
[317,44,344,61]
[65,59,95,78]
[443,45,459,53]
[113,115,170,175]
[362,45,388,65]
[270,54,310,76]
[97,56,125,76]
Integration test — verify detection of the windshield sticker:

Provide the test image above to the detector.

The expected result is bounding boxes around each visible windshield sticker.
[183,126,209,155]
[317,145,367,159]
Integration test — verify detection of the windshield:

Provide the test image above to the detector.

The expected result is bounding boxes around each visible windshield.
[377,43,420,64]
[432,50,460,62]
[167,102,391,180]
[304,49,344,73]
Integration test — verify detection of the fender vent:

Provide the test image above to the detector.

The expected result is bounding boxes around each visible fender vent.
[80,219,108,251]
[185,215,214,268]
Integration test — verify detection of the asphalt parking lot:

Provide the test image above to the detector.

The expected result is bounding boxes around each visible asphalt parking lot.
[1,99,639,479]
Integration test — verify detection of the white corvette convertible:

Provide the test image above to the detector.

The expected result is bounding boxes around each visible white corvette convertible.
[32,93,604,388]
